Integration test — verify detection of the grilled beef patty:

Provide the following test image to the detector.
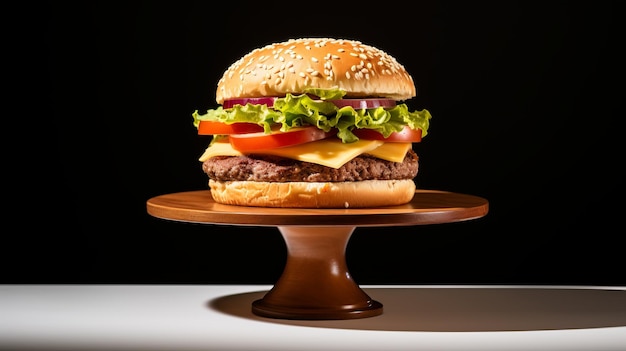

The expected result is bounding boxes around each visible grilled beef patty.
[202,149,419,182]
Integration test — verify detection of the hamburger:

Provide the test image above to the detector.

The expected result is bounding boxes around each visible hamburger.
[192,38,432,208]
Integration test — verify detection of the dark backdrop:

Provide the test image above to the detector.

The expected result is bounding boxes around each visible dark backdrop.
[8,1,623,285]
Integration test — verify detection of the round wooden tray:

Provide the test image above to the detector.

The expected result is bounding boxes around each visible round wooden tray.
[147,189,488,320]
[147,189,488,227]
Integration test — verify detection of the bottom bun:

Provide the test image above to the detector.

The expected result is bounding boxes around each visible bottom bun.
[209,179,416,208]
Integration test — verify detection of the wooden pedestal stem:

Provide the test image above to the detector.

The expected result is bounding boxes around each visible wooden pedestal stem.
[251,226,382,319]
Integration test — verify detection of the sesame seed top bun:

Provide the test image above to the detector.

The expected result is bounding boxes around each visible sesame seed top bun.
[216,38,417,104]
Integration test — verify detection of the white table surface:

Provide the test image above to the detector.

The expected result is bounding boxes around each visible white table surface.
[1,284,625,351]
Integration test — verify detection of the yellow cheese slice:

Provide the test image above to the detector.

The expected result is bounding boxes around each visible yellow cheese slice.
[258,139,383,169]
[198,139,410,168]
[365,142,412,163]
[199,141,243,162]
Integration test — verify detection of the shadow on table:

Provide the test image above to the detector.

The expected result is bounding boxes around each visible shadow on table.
[208,286,626,332]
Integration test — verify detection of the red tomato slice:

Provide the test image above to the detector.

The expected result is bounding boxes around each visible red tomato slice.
[352,126,422,142]
[198,120,265,135]
[229,126,336,152]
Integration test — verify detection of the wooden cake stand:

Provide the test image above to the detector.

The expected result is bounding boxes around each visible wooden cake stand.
[146,189,488,320]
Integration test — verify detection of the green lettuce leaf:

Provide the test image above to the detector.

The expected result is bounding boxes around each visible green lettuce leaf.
[302,87,346,100]
[192,91,431,143]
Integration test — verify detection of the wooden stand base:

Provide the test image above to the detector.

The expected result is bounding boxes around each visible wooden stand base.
[146,189,489,320]
[252,226,382,319]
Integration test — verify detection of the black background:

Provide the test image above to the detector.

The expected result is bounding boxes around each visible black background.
[8,1,623,285]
